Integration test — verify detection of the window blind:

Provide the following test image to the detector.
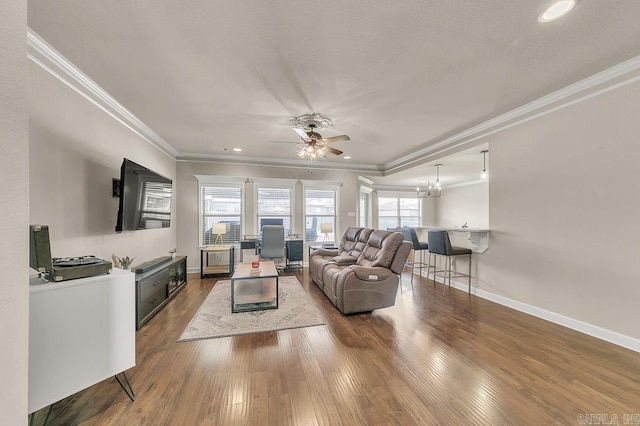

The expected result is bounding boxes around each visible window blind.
[304,189,336,243]
[256,187,292,234]
[200,184,242,245]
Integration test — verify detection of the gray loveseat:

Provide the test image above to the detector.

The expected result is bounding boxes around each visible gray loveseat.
[309,227,411,314]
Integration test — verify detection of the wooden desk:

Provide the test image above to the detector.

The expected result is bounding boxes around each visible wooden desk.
[200,245,235,278]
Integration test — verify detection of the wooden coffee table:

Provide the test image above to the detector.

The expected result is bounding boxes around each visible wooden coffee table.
[230,261,279,313]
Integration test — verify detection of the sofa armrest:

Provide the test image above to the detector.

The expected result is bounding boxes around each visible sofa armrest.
[349,266,393,281]
[311,248,339,257]
[389,241,412,275]
[331,255,358,266]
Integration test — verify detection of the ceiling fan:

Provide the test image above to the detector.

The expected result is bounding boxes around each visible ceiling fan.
[290,124,350,157]
[270,113,350,159]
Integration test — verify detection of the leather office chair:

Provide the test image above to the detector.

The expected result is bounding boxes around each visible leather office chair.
[427,230,472,295]
[401,227,430,289]
[260,225,285,268]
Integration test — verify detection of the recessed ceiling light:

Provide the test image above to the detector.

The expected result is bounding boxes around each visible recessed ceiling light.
[232,148,242,152]
[539,0,576,23]
[343,156,352,160]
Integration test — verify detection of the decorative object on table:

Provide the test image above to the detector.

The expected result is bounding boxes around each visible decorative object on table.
[461,222,469,229]
[212,223,226,245]
[112,254,135,270]
[250,261,261,276]
[177,276,325,342]
[320,223,333,244]
[30,225,111,282]
[169,248,176,259]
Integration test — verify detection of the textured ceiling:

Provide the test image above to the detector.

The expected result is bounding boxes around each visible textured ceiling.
[27,0,640,186]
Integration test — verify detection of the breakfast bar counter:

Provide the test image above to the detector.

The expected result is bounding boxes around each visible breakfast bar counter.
[412,226,490,253]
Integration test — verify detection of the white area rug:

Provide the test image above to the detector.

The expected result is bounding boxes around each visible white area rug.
[178,276,325,342]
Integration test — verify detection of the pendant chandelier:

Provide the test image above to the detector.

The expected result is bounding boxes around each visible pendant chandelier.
[480,150,489,180]
[416,164,442,198]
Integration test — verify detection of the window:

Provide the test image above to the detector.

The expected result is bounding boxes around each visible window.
[199,183,243,245]
[378,195,419,230]
[359,188,371,228]
[304,187,338,243]
[256,186,292,235]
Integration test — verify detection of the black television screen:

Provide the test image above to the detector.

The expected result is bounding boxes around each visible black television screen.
[115,159,172,232]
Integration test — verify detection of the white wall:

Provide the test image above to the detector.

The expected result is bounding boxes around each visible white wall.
[0,1,29,422]
[435,182,488,228]
[29,61,177,265]
[176,161,361,271]
[479,78,640,342]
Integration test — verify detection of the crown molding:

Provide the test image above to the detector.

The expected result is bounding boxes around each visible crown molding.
[27,29,178,158]
[374,185,419,193]
[176,152,382,174]
[194,175,247,185]
[383,54,640,174]
[357,176,375,185]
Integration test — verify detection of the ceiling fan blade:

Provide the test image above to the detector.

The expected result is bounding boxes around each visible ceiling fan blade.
[322,135,350,143]
[325,146,343,156]
[292,128,310,140]
[269,140,301,144]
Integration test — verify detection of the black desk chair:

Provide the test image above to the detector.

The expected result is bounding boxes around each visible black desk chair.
[401,227,430,290]
[427,230,472,295]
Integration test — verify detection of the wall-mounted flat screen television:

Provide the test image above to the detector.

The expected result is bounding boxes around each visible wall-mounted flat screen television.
[115,159,172,232]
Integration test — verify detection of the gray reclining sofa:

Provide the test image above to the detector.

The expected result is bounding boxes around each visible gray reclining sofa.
[309,227,411,314]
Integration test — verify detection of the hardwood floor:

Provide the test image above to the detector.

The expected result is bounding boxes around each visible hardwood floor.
[33,268,640,425]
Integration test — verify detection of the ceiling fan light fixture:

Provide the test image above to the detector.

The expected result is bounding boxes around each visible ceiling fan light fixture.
[299,143,327,160]
[284,113,350,161]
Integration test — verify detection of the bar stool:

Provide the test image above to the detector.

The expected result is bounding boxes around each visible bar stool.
[427,230,472,295]
[401,227,430,289]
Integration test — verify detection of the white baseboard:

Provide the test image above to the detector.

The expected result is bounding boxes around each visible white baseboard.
[419,272,640,354]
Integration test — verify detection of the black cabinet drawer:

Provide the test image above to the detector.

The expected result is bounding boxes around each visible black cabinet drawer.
[138,285,166,322]
[139,269,169,301]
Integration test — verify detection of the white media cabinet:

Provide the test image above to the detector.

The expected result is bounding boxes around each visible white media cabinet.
[28,268,136,414]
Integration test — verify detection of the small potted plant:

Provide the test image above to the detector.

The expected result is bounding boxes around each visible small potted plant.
[112,254,135,270]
